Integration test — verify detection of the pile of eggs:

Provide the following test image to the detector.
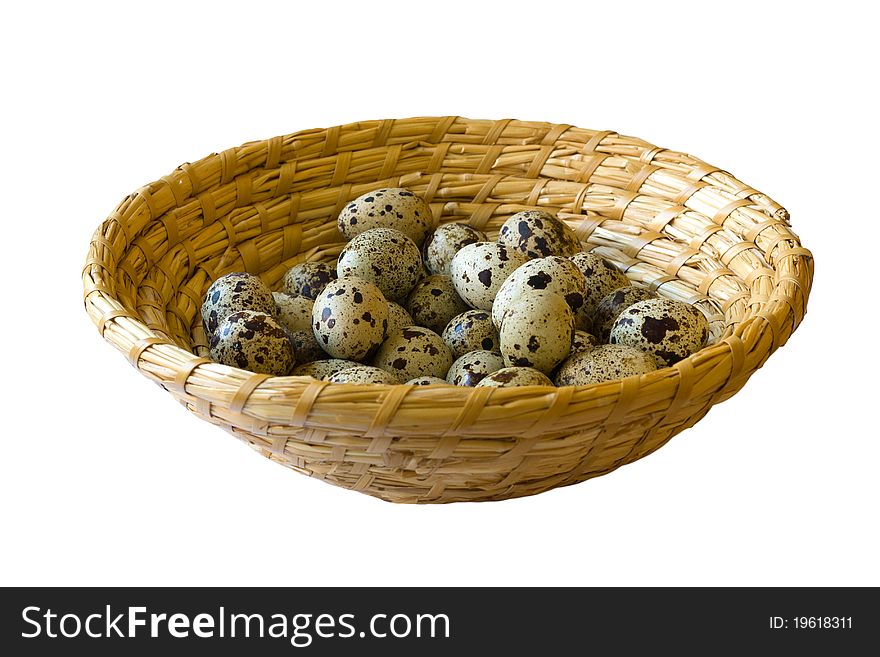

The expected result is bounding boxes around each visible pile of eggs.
[201,188,710,387]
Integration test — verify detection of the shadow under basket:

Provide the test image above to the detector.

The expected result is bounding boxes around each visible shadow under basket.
[82,117,813,503]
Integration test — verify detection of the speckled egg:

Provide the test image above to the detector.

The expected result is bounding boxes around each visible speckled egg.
[593,285,657,341]
[289,330,326,364]
[291,358,360,380]
[554,344,656,386]
[423,223,488,276]
[209,310,295,375]
[609,298,710,367]
[405,376,451,386]
[337,227,423,302]
[569,252,630,329]
[497,210,581,259]
[446,350,505,387]
[328,366,400,385]
[499,290,574,374]
[571,330,599,356]
[441,309,500,358]
[386,301,414,337]
[405,275,470,334]
[491,256,587,329]
[273,292,314,334]
[201,272,275,335]
[475,367,554,388]
[282,261,337,300]
[371,326,454,382]
[312,276,389,361]
[449,242,530,311]
[338,188,437,246]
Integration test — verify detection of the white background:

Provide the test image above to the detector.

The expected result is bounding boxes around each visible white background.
[1,0,877,587]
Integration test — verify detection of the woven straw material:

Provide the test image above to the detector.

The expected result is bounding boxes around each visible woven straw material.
[82,117,813,503]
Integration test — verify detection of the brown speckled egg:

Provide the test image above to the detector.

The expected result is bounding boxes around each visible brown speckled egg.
[499,290,573,374]
[446,350,505,387]
[289,330,327,364]
[441,309,499,358]
[338,188,437,246]
[475,367,554,387]
[449,242,530,311]
[201,272,275,335]
[593,285,657,341]
[497,210,580,259]
[405,376,451,386]
[328,366,400,385]
[291,358,360,380]
[609,298,709,367]
[571,330,599,355]
[491,256,587,329]
[273,292,314,334]
[423,223,488,275]
[282,262,337,300]
[554,344,656,386]
[405,275,470,334]
[569,252,630,329]
[210,310,295,375]
[337,227,423,302]
[386,301,414,337]
[372,326,453,382]
[312,276,389,361]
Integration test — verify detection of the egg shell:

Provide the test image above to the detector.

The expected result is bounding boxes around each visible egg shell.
[289,330,327,364]
[291,358,361,380]
[386,301,414,337]
[441,309,500,358]
[338,188,437,246]
[491,256,587,329]
[554,344,656,386]
[475,367,554,387]
[273,292,314,334]
[571,330,600,356]
[405,275,471,334]
[449,242,530,311]
[423,223,488,276]
[328,366,400,385]
[593,285,657,341]
[312,276,389,361]
[282,261,337,300]
[499,290,574,374]
[609,298,710,367]
[337,227,423,302]
[497,210,581,259]
[405,376,452,386]
[569,252,630,329]
[371,326,454,382]
[209,310,295,376]
[201,272,275,335]
[446,350,505,387]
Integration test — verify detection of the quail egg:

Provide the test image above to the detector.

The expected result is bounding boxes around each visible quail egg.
[446,350,505,387]
[405,376,452,386]
[475,367,554,387]
[338,187,437,246]
[449,242,530,311]
[337,227,423,302]
[554,344,656,386]
[491,256,587,329]
[328,366,400,385]
[201,272,275,335]
[423,223,488,275]
[288,329,327,364]
[593,285,657,341]
[291,358,361,380]
[499,290,574,374]
[273,292,314,334]
[609,298,709,367]
[405,275,470,334]
[372,326,454,382]
[441,309,500,358]
[497,210,581,259]
[386,301,414,337]
[209,310,295,375]
[312,276,389,361]
[282,261,337,300]
[569,252,630,329]
[571,330,599,355]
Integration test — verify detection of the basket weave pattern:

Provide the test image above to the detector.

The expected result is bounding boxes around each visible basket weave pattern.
[83,117,813,503]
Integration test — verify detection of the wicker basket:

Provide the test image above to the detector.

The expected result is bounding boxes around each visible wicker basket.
[82,116,813,503]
